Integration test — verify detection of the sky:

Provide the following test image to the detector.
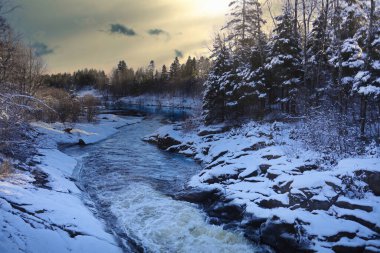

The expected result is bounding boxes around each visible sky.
[8,0,231,73]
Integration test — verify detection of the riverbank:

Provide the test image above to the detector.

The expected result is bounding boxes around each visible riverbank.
[0,114,141,253]
[146,121,380,253]
[119,94,201,109]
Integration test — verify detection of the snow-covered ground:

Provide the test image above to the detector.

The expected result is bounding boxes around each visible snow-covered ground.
[120,95,201,109]
[76,87,104,98]
[146,121,380,253]
[0,115,141,253]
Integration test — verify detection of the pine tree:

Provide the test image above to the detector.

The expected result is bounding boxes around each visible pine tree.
[161,65,169,81]
[169,57,181,80]
[340,0,367,40]
[117,60,127,72]
[307,4,331,95]
[203,35,235,124]
[147,60,155,80]
[353,1,380,135]
[224,0,267,118]
[265,3,303,114]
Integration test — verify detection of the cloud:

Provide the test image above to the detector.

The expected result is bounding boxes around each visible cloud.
[174,49,184,58]
[147,28,169,36]
[32,42,54,57]
[109,23,136,36]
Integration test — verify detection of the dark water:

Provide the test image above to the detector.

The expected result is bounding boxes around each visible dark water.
[64,113,256,253]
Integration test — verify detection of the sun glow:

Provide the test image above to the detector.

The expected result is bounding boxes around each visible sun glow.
[191,0,229,17]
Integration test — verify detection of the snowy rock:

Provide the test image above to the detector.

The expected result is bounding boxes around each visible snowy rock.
[149,120,380,252]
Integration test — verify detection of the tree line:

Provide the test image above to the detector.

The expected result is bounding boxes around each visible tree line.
[109,56,211,97]
[43,56,212,98]
[203,0,379,139]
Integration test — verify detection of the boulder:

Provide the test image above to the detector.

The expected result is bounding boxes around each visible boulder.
[156,135,181,150]
[174,188,221,205]
[207,202,245,221]
[260,218,311,253]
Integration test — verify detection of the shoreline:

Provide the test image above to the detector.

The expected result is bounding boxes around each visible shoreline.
[146,121,380,253]
[0,114,141,253]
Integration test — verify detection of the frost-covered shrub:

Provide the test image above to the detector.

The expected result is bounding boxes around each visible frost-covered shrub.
[294,106,362,162]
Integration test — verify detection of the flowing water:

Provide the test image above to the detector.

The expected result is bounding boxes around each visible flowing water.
[65,113,256,253]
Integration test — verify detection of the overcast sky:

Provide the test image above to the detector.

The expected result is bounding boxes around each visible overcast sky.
[8,0,230,73]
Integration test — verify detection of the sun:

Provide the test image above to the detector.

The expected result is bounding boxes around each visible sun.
[192,0,229,17]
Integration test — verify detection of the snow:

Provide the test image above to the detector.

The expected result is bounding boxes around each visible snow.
[76,87,103,98]
[0,115,142,253]
[148,120,380,252]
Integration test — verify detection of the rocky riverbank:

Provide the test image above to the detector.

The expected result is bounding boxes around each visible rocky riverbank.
[0,115,141,253]
[145,122,380,253]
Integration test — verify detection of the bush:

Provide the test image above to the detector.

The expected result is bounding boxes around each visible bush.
[81,95,100,122]
[293,106,362,163]
[36,87,81,123]
[0,160,13,176]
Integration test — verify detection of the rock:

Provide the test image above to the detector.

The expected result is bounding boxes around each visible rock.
[262,155,282,160]
[289,192,308,208]
[207,203,245,221]
[198,126,230,136]
[204,173,239,184]
[174,188,221,205]
[296,164,319,173]
[64,128,73,134]
[260,218,311,253]
[340,215,380,233]
[242,141,268,152]
[306,199,331,211]
[360,171,380,196]
[258,199,288,209]
[157,135,181,150]
[78,139,86,146]
[267,171,280,180]
[211,151,228,163]
[332,244,365,253]
[243,216,267,242]
[335,200,373,212]
[324,231,357,242]
[259,164,272,174]
[273,181,293,194]
[239,169,259,179]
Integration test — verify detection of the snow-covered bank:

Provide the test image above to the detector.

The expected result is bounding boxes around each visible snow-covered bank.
[146,122,380,253]
[119,95,201,109]
[0,115,141,253]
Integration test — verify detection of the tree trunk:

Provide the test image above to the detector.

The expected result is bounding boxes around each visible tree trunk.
[360,96,368,137]
[294,0,299,37]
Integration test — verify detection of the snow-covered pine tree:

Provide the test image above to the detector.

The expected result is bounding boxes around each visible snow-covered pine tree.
[330,38,365,91]
[307,2,331,97]
[265,3,303,114]
[328,0,367,112]
[224,0,267,119]
[203,35,235,124]
[340,0,368,40]
[353,0,380,135]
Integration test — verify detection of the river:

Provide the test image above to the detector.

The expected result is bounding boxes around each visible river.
[64,111,257,253]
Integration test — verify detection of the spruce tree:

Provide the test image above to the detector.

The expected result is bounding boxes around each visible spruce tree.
[161,65,169,81]
[265,3,303,114]
[203,36,234,124]
[169,57,181,80]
